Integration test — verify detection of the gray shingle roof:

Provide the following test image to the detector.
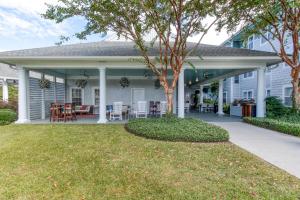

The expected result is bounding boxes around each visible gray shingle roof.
[0,41,278,57]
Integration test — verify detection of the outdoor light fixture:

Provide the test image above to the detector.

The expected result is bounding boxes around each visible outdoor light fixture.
[189,80,192,85]
[195,77,199,82]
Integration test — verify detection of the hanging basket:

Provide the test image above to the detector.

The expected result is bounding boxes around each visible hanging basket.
[120,77,130,88]
[75,80,88,88]
[39,78,50,89]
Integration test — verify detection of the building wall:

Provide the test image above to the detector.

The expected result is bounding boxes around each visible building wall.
[66,79,167,106]
[224,33,294,105]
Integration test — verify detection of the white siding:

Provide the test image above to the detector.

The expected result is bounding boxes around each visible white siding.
[66,79,167,106]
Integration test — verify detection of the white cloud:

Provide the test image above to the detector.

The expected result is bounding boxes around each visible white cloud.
[0,0,58,14]
[0,0,69,39]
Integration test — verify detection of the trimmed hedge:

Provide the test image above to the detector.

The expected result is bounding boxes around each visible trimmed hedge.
[126,117,229,142]
[0,109,17,125]
[244,117,300,137]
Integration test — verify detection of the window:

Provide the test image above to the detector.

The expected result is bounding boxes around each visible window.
[243,72,253,79]
[242,90,253,99]
[283,87,292,106]
[260,31,272,45]
[94,88,100,105]
[248,35,254,49]
[234,75,239,84]
[266,89,271,97]
[71,88,83,106]
[223,92,227,104]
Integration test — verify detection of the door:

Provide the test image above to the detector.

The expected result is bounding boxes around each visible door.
[131,88,145,110]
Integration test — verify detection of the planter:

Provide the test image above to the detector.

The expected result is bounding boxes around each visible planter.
[230,105,242,117]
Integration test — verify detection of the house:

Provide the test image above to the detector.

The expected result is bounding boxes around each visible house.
[0,64,18,102]
[221,30,296,107]
[0,41,280,123]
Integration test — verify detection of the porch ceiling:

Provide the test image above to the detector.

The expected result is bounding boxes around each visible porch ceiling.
[34,68,247,85]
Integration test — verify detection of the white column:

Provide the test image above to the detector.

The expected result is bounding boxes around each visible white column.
[199,85,204,112]
[41,74,46,120]
[230,77,234,103]
[178,69,185,118]
[16,67,30,123]
[199,85,204,104]
[97,67,107,123]
[173,88,177,114]
[218,79,224,115]
[2,79,9,102]
[256,67,265,117]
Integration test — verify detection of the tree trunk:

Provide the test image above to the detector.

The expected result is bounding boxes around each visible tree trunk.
[166,88,174,115]
[291,68,300,111]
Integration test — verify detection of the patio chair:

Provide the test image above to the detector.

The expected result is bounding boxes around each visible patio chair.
[64,103,77,122]
[154,101,160,116]
[110,102,123,120]
[202,103,208,112]
[158,101,167,117]
[135,101,147,118]
[149,101,156,116]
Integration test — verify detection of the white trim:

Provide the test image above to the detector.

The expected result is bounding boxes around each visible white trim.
[0,55,281,61]
[247,34,254,50]
[91,86,100,105]
[260,32,270,46]
[282,84,293,107]
[70,87,84,105]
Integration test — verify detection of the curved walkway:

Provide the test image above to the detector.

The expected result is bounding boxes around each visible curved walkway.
[192,113,300,179]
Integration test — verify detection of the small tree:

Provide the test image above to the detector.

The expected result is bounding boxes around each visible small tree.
[218,0,300,111]
[44,0,228,114]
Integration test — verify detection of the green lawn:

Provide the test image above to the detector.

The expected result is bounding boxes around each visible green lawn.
[0,125,299,199]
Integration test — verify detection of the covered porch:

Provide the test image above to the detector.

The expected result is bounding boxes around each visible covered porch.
[0,42,281,123]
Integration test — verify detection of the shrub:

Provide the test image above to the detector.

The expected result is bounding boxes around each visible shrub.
[0,100,18,112]
[126,117,229,142]
[244,117,300,137]
[223,104,230,114]
[0,109,17,125]
[265,96,288,118]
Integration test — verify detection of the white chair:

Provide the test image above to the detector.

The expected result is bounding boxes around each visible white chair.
[158,101,167,117]
[184,102,190,113]
[110,101,123,120]
[202,103,208,112]
[135,101,147,118]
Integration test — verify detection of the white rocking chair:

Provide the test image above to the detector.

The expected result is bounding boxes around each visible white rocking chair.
[158,101,167,117]
[135,101,147,118]
[110,101,123,120]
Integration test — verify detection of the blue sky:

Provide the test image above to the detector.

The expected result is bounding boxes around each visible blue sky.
[0,0,230,52]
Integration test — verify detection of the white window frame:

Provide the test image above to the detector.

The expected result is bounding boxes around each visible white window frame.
[282,84,292,107]
[243,71,254,79]
[70,87,84,105]
[260,31,272,46]
[233,75,239,84]
[248,35,254,50]
[242,89,254,100]
[92,87,100,105]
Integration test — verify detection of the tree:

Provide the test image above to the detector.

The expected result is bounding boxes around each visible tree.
[43,0,228,114]
[218,0,300,110]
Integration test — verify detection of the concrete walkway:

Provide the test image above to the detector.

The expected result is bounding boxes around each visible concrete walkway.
[192,113,300,179]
